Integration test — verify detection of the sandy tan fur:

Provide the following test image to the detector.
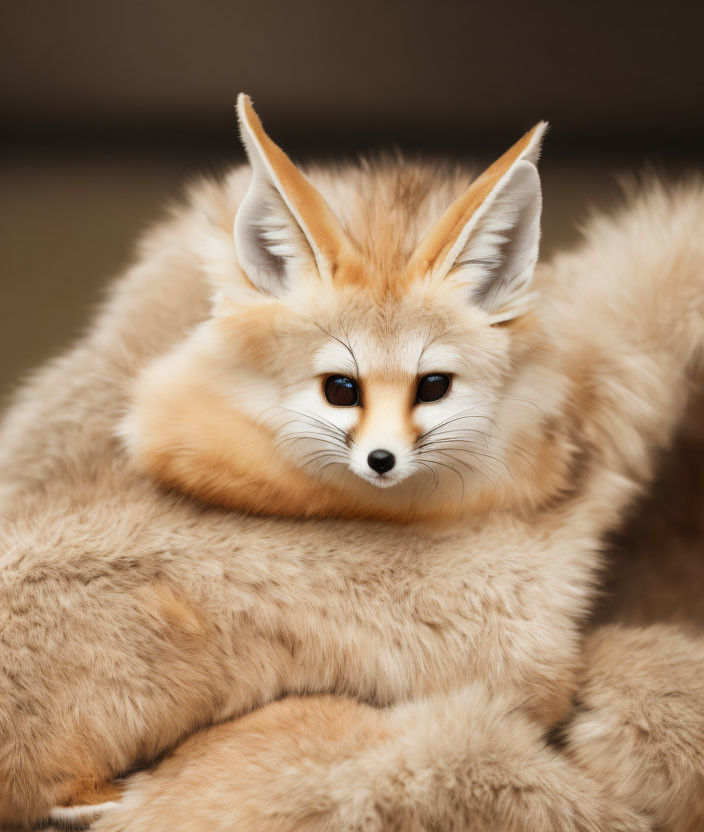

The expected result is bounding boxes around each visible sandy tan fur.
[91,692,646,832]
[0,101,703,830]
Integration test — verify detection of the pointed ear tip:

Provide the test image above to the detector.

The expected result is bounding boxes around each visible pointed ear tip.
[534,121,550,142]
[523,121,549,164]
[236,93,255,122]
[530,120,549,138]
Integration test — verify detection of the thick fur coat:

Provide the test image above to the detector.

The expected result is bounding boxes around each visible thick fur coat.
[0,100,703,830]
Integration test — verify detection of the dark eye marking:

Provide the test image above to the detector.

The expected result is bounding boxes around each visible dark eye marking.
[416,373,451,403]
[324,375,360,407]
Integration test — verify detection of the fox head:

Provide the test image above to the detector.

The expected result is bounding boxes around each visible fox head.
[123,96,552,521]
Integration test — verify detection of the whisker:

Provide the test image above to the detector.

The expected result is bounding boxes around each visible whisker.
[298,448,345,465]
[311,459,346,482]
[414,457,439,494]
[425,444,511,478]
[300,453,347,478]
[499,394,549,418]
[417,434,489,450]
[274,436,348,457]
[277,407,349,440]
[260,405,348,438]
[485,436,537,464]
[416,329,444,377]
[315,324,360,380]
[426,457,466,503]
[416,409,495,442]
[432,448,500,482]
[426,430,536,466]
[261,405,354,468]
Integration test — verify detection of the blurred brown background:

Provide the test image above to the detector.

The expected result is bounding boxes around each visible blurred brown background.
[2,0,703,400]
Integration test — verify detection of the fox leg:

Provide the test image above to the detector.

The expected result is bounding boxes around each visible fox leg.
[563,625,704,832]
[86,686,648,832]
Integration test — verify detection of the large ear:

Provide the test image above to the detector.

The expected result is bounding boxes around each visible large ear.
[408,122,547,320]
[234,94,351,295]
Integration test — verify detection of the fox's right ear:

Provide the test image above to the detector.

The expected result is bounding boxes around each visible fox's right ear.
[234,95,351,296]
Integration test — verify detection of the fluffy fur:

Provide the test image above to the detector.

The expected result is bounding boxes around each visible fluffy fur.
[0,98,703,830]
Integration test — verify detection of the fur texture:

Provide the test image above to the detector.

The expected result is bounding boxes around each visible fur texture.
[0,101,703,830]
[92,690,646,832]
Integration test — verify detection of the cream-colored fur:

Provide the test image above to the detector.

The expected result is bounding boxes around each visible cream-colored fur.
[0,99,703,830]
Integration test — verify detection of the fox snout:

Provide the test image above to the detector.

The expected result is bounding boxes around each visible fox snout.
[347,381,418,486]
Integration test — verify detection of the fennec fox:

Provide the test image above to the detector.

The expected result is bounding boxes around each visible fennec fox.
[0,95,702,830]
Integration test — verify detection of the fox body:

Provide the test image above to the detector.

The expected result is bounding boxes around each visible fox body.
[0,97,703,830]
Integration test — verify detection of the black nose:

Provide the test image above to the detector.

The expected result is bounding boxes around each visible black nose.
[367,449,395,474]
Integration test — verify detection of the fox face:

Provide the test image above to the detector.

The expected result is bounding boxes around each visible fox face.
[123,96,548,519]
[213,275,512,493]
[204,97,546,498]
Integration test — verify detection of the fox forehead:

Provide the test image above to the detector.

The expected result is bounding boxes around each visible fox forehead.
[300,281,511,383]
[217,269,512,389]
[312,335,464,381]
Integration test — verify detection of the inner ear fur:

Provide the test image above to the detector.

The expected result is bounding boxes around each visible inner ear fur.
[408,122,547,316]
[234,94,354,295]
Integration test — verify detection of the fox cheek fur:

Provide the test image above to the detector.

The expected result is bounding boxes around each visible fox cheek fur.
[122,95,546,515]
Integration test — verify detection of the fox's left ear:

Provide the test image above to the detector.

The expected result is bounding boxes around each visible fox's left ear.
[234,94,352,296]
[410,122,547,320]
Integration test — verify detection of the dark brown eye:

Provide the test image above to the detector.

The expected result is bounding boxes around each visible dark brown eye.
[324,375,360,407]
[416,373,450,403]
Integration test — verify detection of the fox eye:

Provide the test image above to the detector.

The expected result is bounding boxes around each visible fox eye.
[324,375,360,407]
[416,373,450,403]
